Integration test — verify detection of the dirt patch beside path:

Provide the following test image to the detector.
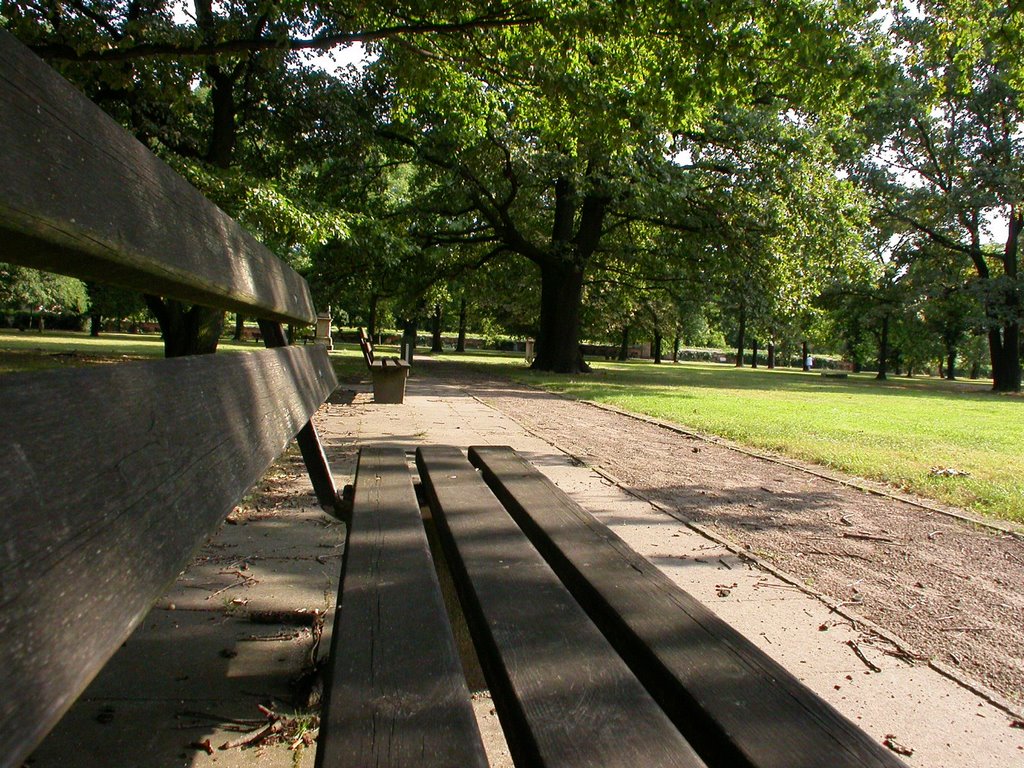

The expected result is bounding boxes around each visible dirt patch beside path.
[431,365,1024,710]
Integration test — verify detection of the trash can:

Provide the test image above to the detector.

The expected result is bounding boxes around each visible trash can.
[370,359,410,404]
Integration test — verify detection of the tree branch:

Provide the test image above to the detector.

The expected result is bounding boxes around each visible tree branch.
[31,13,541,62]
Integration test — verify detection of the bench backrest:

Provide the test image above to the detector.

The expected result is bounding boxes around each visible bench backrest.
[0,30,337,768]
[358,326,375,366]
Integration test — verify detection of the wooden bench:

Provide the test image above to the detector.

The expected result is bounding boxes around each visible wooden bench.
[358,326,411,403]
[0,31,340,767]
[318,444,908,768]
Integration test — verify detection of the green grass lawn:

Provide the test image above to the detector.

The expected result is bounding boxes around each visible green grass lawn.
[437,351,1024,524]
[0,328,275,373]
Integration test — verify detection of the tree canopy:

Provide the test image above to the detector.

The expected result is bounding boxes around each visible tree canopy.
[3,0,1021,387]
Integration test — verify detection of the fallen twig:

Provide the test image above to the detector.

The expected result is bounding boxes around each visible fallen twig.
[936,625,994,633]
[753,582,802,591]
[177,709,266,729]
[240,631,301,642]
[847,640,882,673]
[219,719,283,751]
[798,549,872,561]
[248,608,323,626]
[883,735,913,756]
[842,532,896,543]
[881,646,928,665]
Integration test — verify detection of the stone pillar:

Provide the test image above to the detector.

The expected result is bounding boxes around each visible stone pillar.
[315,307,334,350]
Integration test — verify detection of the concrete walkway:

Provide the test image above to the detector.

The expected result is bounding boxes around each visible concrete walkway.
[30,365,1024,767]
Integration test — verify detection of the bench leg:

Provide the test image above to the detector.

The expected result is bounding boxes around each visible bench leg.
[258,319,341,514]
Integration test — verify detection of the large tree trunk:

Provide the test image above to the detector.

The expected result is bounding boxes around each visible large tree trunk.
[673,335,680,363]
[875,315,890,381]
[145,296,224,357]
[431,303,443,353]
[206,69,236,167]
[457,297,467,353]
[990,212,1021,391]
[531,260,589,373]
[946,346,957,381]
[400,318,417,365]
[735,306,746,367]
[653,329,663,364]
[233,313,244,341]
[966,214,1021,391]
[617,325,630,362]
[529,178,606,374]
[751,338,758,368]
[767,342,775,369]
[90,312,102,337]
[367,293,379,341]
[988,322,1021,392]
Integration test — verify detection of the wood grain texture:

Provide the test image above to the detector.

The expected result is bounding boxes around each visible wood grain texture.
[316,446,487,768]
[468,446,908,768]
[416,446,706,768]
[258,320,339,512]
[0,31,314,324]
[0,345,336,768]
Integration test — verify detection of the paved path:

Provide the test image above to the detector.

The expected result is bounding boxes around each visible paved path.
[30,364,1024,767]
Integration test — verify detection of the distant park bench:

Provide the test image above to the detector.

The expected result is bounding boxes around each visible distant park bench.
[358,326,410,403]
[0,31,340,767]
[321,444,907,767]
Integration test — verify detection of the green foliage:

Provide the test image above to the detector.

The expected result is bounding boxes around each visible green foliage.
[0,263,88,314]
[85,282,147,325]
[853,0,1024,389]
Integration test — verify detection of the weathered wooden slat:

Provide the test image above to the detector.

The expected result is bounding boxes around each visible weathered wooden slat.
[258,320,339,512]
[316,446,487,768]
[0,345,336,767]
[468,446,908,768]
[0,30,314,324]
[416,446,707,768]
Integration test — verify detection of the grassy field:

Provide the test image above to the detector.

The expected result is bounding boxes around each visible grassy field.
[437,351,1023,524]
[0,329,269,373]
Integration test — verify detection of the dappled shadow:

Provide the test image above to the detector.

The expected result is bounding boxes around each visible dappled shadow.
[326,387,359,405]
[31,501,343,767]
[5,345,333,764]
[416,446,704,767]
[419,446,897,768]
[632,482,846,532]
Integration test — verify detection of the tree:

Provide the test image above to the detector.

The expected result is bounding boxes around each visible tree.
[910,249,983,379]
[85,282,146,336]
[5,1,515,353]
[0,263,87,330]
[368,1,879,372]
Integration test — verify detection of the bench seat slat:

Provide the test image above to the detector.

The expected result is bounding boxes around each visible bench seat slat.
[416,446,706,768]
[0,30,315,325]
[0,345,336,767]
[316,446,487,768]
[468,446,907,768]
